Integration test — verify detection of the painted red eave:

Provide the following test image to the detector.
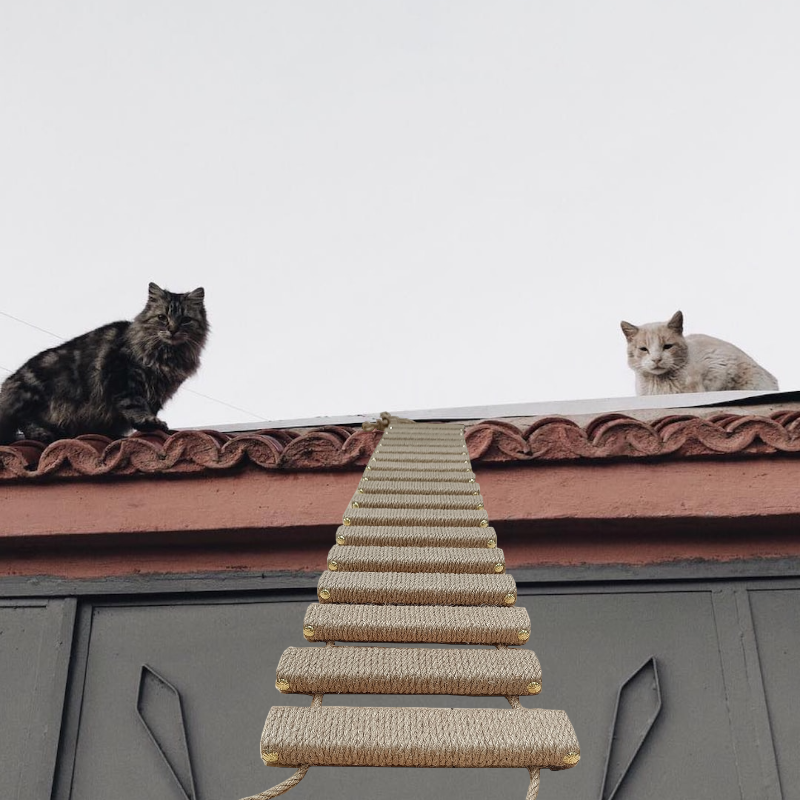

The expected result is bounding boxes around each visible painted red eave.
[2,411,800,580]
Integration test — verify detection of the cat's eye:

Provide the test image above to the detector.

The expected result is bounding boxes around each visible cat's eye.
[639,347,648,352]
[157,314,167,321]
[663,344,674,350]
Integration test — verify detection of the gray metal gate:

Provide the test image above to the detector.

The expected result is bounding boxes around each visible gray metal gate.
[1,578,795,800]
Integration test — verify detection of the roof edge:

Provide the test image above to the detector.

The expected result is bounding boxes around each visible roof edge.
[196,389,799,433]
[2,408,800,482]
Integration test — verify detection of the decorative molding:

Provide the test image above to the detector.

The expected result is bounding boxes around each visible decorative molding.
[2,411,800,482]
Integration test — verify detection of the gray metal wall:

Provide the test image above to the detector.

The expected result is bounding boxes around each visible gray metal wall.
[1,578,795,800]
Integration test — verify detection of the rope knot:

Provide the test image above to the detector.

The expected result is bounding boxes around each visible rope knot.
[362,412,412,431]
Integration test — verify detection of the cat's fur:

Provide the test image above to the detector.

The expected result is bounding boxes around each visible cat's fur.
[620,310,778,396]
[0,283,208,444]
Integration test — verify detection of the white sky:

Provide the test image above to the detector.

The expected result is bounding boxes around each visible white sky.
[2,2,799,428]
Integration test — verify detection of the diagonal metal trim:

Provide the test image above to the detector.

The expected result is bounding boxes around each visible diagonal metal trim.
[599,655,662,800]
[135,664,198,800]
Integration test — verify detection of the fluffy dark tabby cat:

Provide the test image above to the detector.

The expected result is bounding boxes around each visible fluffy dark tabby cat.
[0,283,207,444]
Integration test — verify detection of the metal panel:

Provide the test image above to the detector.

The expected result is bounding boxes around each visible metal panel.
[521,589,740,800]
[49,584,766,800]
[749,589,800,799]
[0,599,75,800]
[64,598,307,800]
[712,589,782,800]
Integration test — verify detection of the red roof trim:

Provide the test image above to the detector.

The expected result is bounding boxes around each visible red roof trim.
[2,411,800,481]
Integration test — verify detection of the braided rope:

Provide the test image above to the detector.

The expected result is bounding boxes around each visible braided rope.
[527,768,541,799]
[360,469,477,482]
[371,452,473,463]
[302,603,531,645]
[376,445,468,455]
[334,524,495,548]
[358,479,482,495]
[276,645,541,696]
[364,459,473,472]
[378,430,464,437]
[239,696,323,800]
[261,707,576,768]
[325,544,504,574]
[238,766,310,800]
[350,492,486,510]
[343,507,489,526]
[362,412,419,431]
[316,570,517,606]
[250,416,578,799]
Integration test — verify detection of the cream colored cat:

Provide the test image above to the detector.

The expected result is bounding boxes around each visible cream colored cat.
[620,311,779,396]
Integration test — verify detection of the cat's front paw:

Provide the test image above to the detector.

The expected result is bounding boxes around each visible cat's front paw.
[133,416,170,433]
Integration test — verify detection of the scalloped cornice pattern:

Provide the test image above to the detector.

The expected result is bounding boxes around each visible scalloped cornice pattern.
[2,411,800,481]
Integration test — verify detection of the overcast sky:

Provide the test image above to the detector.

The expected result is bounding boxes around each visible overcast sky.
[2,2,799,428]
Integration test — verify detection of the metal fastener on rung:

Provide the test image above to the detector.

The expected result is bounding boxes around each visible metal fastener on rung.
[263,752,279,764]
[494,563,504,573]
[329,561,338,571]
[319,588,331,600]
[563,752,580,765]
[303,625,315,640]
[480,520,489,528]
[504,593,516,605]
[518,629,530,642]
[527,681,542,694]
[487,539,496,549]
[343,518,352,526]
[275,679,290,692]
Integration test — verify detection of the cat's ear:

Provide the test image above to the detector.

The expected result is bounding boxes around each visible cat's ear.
[186,287,205,302]
[667,310,684,334]
[620,321,639,341]
[148,282,166,302]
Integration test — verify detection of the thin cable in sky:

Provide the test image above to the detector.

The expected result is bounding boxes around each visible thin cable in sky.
[0,309,62,340]
[180,387,264,419]
[0,309,265,420]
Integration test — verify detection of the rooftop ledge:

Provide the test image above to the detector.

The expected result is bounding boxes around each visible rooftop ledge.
[1,390,800,482]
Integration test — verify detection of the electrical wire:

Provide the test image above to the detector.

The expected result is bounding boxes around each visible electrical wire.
[0,310,62,340]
